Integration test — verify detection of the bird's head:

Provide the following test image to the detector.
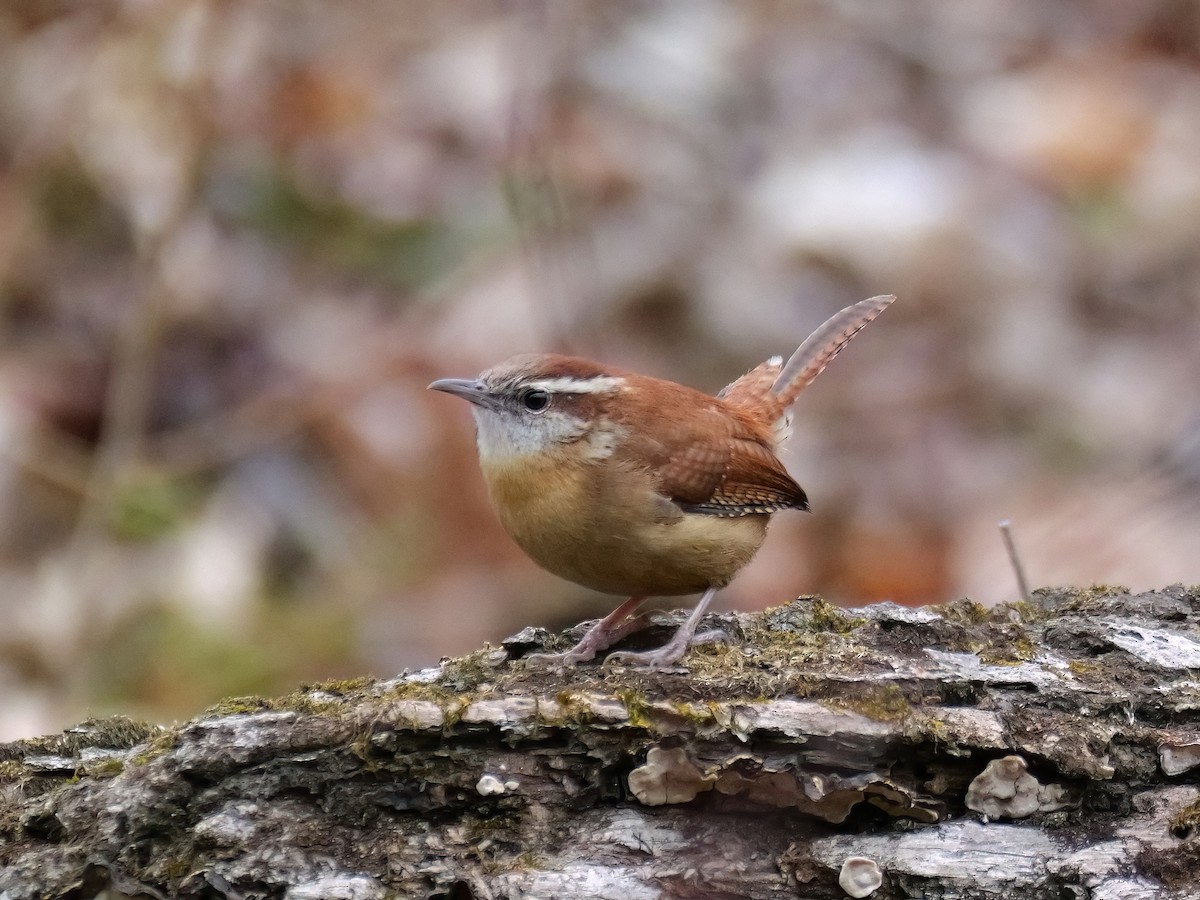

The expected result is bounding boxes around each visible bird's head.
[429,353,629,463]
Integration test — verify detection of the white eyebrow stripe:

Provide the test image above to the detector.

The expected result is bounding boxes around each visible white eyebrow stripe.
[526,376,625,394]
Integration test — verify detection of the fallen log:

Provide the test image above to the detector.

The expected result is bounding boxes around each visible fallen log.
[2,586,1198,899]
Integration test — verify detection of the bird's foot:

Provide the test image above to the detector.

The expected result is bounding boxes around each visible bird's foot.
[525,598,649,667]
[692,627,731,646]
[606,627,730,670]
[604,636,690,670]
[604,587,724,669]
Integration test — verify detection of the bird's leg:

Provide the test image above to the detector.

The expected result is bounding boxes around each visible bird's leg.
[605,586,720,669]
[526,596,647,665]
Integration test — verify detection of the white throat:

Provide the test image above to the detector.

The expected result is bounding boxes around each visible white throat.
[471,407,588,461]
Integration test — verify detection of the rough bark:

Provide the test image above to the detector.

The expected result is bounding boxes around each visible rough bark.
[2,586,1199,899]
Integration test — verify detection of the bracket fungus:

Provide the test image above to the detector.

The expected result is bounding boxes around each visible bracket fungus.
[475,774,518,796]
[965,754,1069,819]
[838,856,883,898]
[1159,741,1200,777]
[627,747,717,806]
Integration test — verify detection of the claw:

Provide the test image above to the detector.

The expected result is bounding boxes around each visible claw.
[602,586,721,669]
[523,597,648,667]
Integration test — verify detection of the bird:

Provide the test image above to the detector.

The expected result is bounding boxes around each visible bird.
[429,295,894,668]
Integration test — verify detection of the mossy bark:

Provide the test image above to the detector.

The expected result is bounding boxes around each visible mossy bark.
[2,587,1199,899]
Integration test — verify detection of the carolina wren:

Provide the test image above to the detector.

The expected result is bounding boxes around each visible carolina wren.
[430,295,894,668]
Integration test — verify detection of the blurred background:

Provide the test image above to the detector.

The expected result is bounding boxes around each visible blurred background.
[1,1,1199,739]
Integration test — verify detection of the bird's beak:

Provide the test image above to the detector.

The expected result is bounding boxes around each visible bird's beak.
[428,378,502,411]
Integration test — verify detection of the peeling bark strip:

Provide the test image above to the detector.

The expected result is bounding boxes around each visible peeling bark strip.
[2,587,1200,899]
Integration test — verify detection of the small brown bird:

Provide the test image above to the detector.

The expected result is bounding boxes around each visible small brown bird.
[429,295,894,668]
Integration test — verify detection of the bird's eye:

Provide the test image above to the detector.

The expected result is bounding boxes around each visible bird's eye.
[520,389,551,413]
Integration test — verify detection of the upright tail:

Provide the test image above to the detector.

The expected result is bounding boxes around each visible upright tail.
[772,294,894,406]
[719,295,895,424]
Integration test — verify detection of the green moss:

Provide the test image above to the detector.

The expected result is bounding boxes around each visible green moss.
[1066,584,1129,606]
[439,647,503,693]
[1030,584,1133,618]
[822,683,912,722]
[942,599,990,625]
[279,694,347,717]
[308,676,375,694]
[8,716,160,767]
[1068,659,1100,677]
[379,676,463,708]
[670,700,717,727]
[203,679,376,718]
[976,630,1037,665]
[1170,797,1200,839]
[614,689,653,729]
[654,595,882,701]
[807,598,867,634]
[281,679,382,715]
[757,596,866,636]
[204,696,274,717]
[545,690,594,727]
[1005,599,1038,623]
[84,757,125,778]
[1081,583,1129,598]
[157,856,196,882]
[1008,633,1037,661]
[16,734,78,757]
[920,716,950,744]
[130,728,181,766]
[783,674,818,698]
[0,760,25,782]
[469,808,523,838]
[482,850,543,876]
[85,716,163,748]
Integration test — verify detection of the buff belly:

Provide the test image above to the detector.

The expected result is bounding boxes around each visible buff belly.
[482,456,769,596]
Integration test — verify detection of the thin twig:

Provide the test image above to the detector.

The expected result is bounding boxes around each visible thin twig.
[998,519,1031,602]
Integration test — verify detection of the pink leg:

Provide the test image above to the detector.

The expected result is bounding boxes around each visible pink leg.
[605,586,720,669]
[526,596,647,666]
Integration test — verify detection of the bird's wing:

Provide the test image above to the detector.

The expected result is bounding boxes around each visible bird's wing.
[670,437,808,517]
[612,377,808,518]
[649,416,808,517]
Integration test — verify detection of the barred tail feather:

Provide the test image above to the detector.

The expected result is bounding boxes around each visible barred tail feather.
[770,294,895,410]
